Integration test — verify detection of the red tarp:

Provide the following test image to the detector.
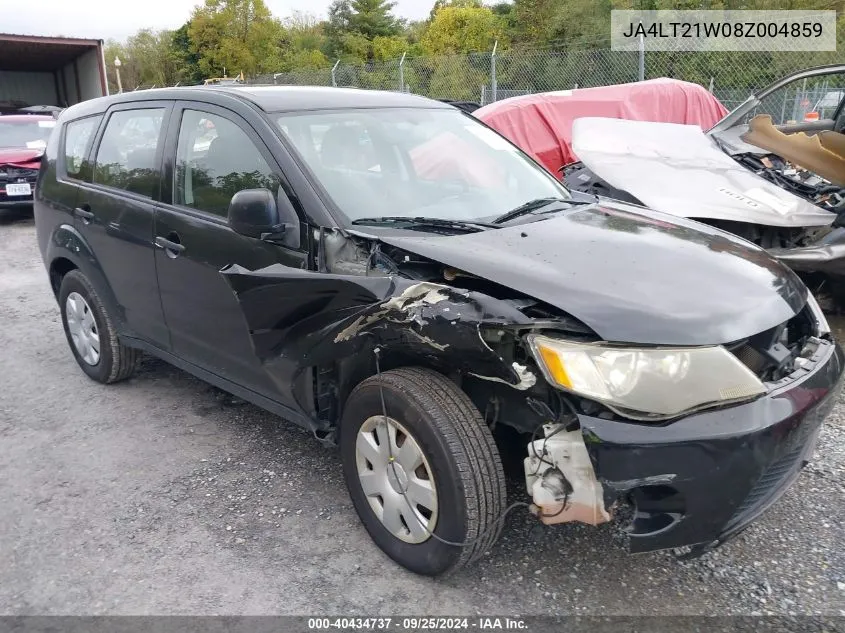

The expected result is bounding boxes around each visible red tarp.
[474,78,729,176]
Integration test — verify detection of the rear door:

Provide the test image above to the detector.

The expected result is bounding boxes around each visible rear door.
[73,102,172,348]
[35,113,102,229]
[154,101,307,399]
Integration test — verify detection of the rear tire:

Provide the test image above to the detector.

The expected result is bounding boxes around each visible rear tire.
[340,367,507,575]
[58,270,138,383]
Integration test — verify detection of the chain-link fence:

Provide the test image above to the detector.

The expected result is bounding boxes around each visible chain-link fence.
[249,44,845,109]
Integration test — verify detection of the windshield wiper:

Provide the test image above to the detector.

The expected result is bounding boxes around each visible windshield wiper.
[491,197,576,225]
[351,216,499,232]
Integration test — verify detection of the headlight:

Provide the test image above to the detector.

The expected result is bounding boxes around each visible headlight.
[528,335,766,420]
[805,291,830,336]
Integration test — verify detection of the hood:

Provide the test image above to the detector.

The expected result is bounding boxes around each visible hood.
[571,117,834,229]
[0,147,43,167]
[378,204,806,346]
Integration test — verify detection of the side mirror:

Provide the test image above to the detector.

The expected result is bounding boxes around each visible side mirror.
[227,188,300,249]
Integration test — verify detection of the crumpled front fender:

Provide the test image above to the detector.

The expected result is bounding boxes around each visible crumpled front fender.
[770,227,845,276]
[221,264,538,414]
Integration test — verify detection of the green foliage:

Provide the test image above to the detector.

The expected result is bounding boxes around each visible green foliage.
[104,29,184,92]
[372,35,408,60]
[511,0,557,44]
[171,23,205,85]
[349,0,403,39]
[426,55,489,99]
[428,0,482,21]
[421,6,506,55]
[104,0,845,101]
[277,12,331,71]
[188,0,284,78]
[325,0,404,61]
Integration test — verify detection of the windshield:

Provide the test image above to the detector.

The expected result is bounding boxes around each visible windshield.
[275,108,571,224]
[0,119,55,149]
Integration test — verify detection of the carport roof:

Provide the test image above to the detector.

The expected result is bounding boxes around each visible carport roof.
[0,33,102,72]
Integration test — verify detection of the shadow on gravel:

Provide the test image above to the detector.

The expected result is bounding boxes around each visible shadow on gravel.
[0,208,34,226]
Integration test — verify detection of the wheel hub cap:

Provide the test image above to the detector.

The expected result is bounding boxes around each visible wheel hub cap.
[386,462,409,494]
[355,415,438,544]
[65,292,100,366]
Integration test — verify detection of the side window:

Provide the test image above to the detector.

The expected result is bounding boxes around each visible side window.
[175,109,280,217]
[93,108,164,197]
[64,116,101,179]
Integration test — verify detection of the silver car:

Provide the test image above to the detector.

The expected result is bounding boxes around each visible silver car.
[565,64,845,303]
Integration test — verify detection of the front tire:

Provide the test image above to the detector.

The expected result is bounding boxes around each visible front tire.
[340,367,507,575]
[58,270,138,383]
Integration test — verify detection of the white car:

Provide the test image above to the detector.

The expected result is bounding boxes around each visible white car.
[564,65,845,300]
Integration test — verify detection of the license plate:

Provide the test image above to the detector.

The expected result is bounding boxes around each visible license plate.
[5,183,32,196]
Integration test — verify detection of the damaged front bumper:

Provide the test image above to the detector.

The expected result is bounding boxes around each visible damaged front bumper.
[525,337,844,557]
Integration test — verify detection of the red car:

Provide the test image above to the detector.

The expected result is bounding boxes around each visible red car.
[0,114,56,211]
[474,78,728,176]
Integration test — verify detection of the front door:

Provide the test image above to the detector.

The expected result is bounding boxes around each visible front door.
[74,104,171,348]
[154,103,307,399]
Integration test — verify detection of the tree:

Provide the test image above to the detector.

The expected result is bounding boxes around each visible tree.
[427,58,487,99]
[171,23,205,85]
[104,30,183,92]
[324,0,355,57]
[511,0,557,43]
[542,0,614,48]
[126,29,181,87]
[421,6,506,55]
[490,2,518,39]
[276,12,331,71]
[188,0,284,78]
[348,0,403,40]
[324,0,404,62]
[428,0,482,20]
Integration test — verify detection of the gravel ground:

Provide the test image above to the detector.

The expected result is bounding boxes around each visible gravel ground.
[1,212,844,616]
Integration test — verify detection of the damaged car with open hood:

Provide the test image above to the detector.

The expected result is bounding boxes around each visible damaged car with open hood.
[564,65,845,302]
[34,86,844,576]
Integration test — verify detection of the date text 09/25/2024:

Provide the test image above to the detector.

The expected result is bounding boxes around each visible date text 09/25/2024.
[307,617,528,630]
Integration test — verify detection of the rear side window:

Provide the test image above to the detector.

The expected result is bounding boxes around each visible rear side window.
[174,109,279,217]
[64,116,101,179]
[93,108,165,198]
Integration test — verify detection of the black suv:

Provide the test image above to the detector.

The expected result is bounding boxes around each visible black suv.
[35,86,844,575]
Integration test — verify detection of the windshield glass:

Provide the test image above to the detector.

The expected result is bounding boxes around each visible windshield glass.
[275,108,570,224]
[0,119,55,149]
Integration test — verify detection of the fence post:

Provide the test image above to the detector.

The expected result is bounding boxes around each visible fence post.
[637,25,645,81]
[331,59,340,87]
[399,51,407,92]
[779,86,788,124]
[491,40,498,103]
[708,77,714,93]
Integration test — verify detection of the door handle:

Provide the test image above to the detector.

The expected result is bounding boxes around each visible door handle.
[74,206,94,223]
[155,235,186,258]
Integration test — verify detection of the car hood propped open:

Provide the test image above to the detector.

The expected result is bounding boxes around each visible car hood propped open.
[379,205,806,346]
[571,117,834,229]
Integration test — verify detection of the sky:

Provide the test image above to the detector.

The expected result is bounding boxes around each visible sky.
[1,0,436,41]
